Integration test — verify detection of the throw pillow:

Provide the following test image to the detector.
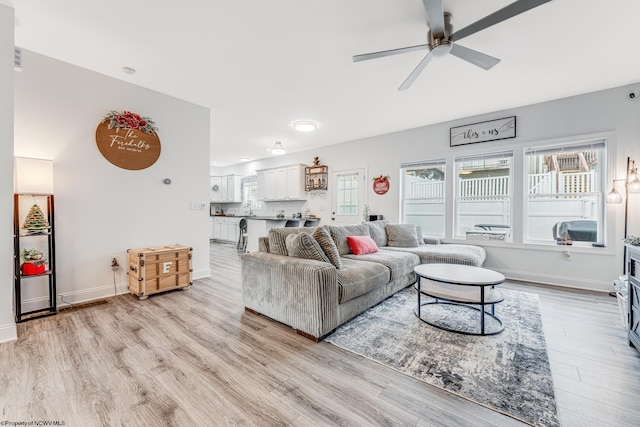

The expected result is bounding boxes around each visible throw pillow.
[347,235,379,255]
[285,232,331,263]
[327,224,370,255]
[312,226,343,269]
[366,219,391,247]
[386,223,419,248]
[416,225,425,245]
[268,227,307,256]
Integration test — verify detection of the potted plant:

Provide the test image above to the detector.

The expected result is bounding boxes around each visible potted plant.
[20,248,47,275]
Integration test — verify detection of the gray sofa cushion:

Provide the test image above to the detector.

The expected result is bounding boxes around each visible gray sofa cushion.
[384,244,486,267]
[366,220,391,247]
[337,258,390,303]
[285,232,330,263]
[343,249,420,281]
[416,225,426,246]
[327,224,370,255]
[268,227,310,256]
[312,226,342,269]
[386,224,419,247]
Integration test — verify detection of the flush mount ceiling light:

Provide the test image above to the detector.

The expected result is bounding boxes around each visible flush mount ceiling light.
[239,158,250,162]
[271,141,285,155]
[122,66,136,75]
[293,121,317,132]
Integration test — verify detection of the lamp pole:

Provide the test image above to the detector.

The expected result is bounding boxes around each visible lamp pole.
[624,156,630,275]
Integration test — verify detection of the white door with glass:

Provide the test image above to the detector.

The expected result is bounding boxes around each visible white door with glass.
[331,168,366,225]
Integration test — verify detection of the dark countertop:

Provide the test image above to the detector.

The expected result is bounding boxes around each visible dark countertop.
[245,216,290,220]
[212,215,320,221]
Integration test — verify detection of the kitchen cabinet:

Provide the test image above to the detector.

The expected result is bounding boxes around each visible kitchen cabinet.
[256,164,306,201]
[210,174,242,203]
[212,216,241,242]
[210,176,222,202]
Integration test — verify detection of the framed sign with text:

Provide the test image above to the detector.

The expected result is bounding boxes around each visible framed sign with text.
[450,116,516,147]
[96,110,161,170]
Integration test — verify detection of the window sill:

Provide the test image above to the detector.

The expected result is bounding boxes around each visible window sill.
[444,238,616,256]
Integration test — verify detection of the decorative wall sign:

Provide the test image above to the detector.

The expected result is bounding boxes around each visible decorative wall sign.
[95,110,161,170]
[450,116,516,147]
[372,175,390,195]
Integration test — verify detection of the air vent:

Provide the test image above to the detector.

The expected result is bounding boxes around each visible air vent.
[14,47,22,71]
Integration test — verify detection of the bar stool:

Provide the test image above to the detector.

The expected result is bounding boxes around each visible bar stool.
[237,219,248,253]
[285,219,300,227]
[303,218,319,227]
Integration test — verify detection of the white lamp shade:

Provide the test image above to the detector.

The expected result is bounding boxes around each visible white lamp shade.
[606,188,623,204]
[628,178,640,194]
[14,157,54,194]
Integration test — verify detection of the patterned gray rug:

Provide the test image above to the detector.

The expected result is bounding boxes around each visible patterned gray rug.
[326,287,559,427]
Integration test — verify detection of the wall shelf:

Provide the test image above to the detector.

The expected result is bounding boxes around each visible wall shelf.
[305,165,328,191]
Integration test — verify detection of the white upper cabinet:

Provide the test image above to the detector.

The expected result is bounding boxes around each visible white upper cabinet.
[210,174,242,203]
[211,176,222,202]
[256,164,306,201]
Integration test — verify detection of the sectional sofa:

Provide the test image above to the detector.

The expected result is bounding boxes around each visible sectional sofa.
[241,221,486,341]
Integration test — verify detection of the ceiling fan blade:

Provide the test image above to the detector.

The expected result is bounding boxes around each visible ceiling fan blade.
[398,52,434,91]
[423,0,445,36]
[450,0,552,42]
[353,44,428,63]
[449,44,500,70]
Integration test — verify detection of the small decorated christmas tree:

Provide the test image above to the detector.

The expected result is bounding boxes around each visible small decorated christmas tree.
[22,204,50,231]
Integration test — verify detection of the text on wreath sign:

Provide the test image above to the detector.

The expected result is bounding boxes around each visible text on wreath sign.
[109,128,151,151]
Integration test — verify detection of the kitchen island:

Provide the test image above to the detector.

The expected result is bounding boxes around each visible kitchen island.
[245,217,288,253]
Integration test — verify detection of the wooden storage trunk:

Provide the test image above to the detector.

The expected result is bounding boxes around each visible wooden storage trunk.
[127,244,192,300]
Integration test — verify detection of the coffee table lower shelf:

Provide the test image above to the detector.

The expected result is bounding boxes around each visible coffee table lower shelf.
[413,263,505,336]
[414,297,504,336]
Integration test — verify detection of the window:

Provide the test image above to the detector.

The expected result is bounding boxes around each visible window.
[242,177,261,214]
[454,152,513,240]
[401,160,446,236]
[524,140,605,245]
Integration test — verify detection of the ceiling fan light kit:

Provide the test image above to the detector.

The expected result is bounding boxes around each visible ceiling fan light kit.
[353,0,552,90]
[271,141,285,155]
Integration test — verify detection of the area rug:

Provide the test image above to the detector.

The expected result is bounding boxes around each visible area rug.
[326,287,559,427]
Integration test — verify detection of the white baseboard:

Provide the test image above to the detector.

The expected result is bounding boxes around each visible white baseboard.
[21,270,211,313]
[21,281,130,313]
[0,322,17,343]
[192,268,211,280]
[495,268,610,292]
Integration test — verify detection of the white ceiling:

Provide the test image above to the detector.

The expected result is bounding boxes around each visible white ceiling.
[5,0,640,166]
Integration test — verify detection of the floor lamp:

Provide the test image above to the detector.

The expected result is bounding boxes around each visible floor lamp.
[606,156,640,295]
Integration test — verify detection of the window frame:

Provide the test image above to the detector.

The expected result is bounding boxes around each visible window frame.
[453,151,514,241]
[523,139,607,247]
[400,159,447,237]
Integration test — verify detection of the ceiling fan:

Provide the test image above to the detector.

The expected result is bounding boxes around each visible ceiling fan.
[353,0,552,90]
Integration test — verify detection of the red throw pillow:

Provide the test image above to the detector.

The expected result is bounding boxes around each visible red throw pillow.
[347,235,378,255]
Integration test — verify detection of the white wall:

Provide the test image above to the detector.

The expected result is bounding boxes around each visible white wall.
[222,83,640,292]
[0,5,17,342]
[13,50,211,312]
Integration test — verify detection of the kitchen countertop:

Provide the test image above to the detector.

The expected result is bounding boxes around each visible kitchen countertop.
[212,215,319,221]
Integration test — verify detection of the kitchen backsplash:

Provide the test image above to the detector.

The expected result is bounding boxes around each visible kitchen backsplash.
[211,200,311,218]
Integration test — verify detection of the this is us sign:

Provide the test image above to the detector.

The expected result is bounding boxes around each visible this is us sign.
[450,116,516,147]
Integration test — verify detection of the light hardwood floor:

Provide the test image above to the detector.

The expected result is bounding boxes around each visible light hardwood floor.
[1,241,639,426]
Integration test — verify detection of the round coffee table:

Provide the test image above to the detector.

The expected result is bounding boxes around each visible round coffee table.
[414,263,505,335]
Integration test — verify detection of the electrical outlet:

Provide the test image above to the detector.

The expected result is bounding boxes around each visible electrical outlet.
[563,251,571,261]
[111,257,120,270]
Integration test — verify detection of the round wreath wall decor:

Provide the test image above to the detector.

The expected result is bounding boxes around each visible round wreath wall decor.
[372,175,390,195]
[95,110,161,170]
